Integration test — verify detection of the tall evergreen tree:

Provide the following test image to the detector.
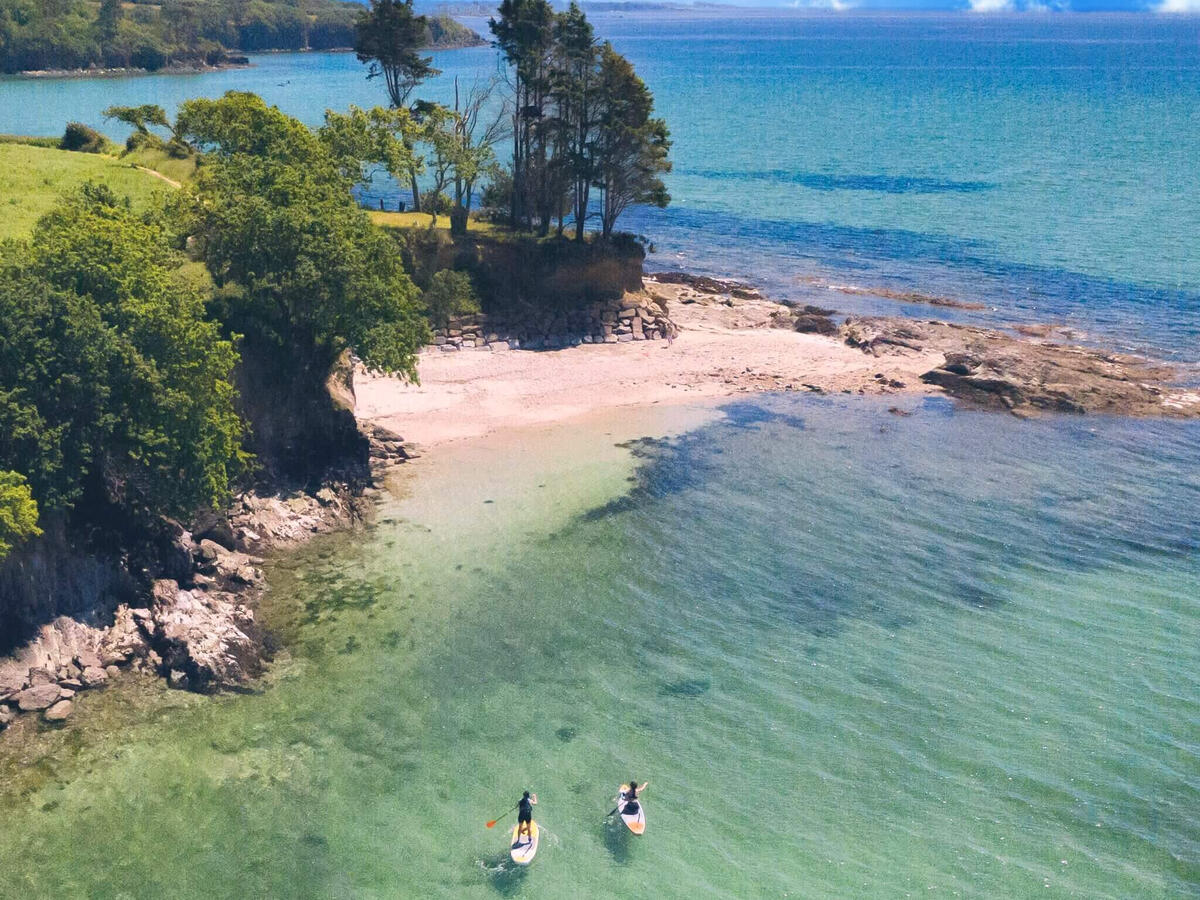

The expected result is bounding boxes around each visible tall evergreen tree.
[592,42,671,239]
[490,0,554,232]
[355,0,439,211]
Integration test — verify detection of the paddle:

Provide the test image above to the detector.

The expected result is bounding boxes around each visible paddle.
[486,803,519,829]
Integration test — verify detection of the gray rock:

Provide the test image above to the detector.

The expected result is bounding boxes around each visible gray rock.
[168,669,190,690]
[13,683,63,711]
[81,666,108,688]
[59,678,83,691]
[75,650,103,670]
[28,667,56,686]
[105,665,121,679]
[0,705,12,728]
[44,700,73,722]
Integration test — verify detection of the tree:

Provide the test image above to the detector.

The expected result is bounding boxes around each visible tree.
[592,43,671,239]
[176,92,428,382]
[354,0,438,211]
[448,76,508,236]
[0,184,246,519]
[319,104,422,189]
[490,0,554,232]
[551,2,596,241]
[0,471,39,561]
[103,103,171,136]
[96,0,122,43]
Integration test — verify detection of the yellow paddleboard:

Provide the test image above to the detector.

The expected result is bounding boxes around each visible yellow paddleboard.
[510,820,539,865]
[617,785,646,835]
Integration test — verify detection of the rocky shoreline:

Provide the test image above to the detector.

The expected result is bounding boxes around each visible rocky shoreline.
[652,273,1200,418]
[0,424,413,736]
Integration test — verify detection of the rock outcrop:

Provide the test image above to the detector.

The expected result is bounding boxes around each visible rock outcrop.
[842,317,1200,417]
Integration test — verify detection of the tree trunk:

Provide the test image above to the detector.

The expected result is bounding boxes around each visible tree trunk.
[409,170,421,214]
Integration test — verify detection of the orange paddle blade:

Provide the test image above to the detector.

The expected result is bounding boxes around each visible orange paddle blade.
[486,821,498,828]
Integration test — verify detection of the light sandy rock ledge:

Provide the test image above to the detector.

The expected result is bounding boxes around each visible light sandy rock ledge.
[356,276,1199,449]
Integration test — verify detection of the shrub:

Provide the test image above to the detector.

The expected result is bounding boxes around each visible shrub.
[0,471,40,561]
[131,43,167,71]
[60,122,108,153]
[423,269,480,328]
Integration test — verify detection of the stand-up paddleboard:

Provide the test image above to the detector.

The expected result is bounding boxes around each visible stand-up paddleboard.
[617,785,646,835]
[510,820,540,865]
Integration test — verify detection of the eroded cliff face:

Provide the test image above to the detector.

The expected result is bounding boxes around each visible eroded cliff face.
[233,337,369,489]
[0,353,399,733]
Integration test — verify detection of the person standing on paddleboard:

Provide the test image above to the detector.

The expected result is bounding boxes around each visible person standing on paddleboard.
[624,779,648,810]
[517,791,537,838]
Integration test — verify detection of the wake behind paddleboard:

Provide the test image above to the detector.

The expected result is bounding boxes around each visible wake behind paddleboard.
[617,785,646,835]
[510,820,540,865]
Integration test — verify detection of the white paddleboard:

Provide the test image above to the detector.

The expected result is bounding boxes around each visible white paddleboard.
[617,785,646,835]
[510,820,539,865]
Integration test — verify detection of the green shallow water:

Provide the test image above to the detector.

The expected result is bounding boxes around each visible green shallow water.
[0,397,1197,898]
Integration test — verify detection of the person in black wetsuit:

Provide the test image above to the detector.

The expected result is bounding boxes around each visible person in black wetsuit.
[517,790,537,839]
[623,779,648,813]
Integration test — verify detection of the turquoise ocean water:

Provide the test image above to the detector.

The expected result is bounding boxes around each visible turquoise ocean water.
[0,13,1198,898]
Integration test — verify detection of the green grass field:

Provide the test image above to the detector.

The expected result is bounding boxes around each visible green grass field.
[368,209,497,234]
[0,143,175,241]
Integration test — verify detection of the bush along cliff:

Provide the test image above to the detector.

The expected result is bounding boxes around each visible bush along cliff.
[0,94,428,726]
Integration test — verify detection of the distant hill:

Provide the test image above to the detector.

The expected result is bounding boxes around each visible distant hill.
[0,0,484,75]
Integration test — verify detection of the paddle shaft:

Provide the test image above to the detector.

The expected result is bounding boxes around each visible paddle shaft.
[486,803,519,828]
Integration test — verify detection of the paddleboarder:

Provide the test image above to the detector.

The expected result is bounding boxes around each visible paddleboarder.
[517,790,537,839]
[623,779,648,812]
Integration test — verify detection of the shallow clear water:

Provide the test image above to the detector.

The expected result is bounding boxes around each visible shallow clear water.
[0,397,1196,897]
[2,13,1199,359]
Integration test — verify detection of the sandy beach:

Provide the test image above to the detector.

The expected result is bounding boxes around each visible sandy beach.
[355,282,946,448]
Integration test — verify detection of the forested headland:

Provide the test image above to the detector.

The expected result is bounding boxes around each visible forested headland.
[0,0,670,694]
[0,0,482,74]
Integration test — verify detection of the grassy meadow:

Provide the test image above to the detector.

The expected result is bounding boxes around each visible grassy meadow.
[0,142,175,240]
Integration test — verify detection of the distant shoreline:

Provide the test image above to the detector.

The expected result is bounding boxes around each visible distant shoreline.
[12,36,487,80]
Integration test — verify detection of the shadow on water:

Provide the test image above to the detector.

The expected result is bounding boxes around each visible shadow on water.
[477,850,530,896]
[601,817,633,866]
[581,400,804,522]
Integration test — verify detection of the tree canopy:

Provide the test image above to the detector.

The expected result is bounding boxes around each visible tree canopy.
[0,184,246,550]
[177,92,428,381]
[489,0,670,238]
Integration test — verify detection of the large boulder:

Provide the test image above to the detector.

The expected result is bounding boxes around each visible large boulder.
[12,683,63,711]
[150,580,263,692]
[43,699,73,722]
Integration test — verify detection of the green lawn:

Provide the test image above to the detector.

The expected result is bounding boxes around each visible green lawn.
[0,143,174,241]
[368,209,497,234]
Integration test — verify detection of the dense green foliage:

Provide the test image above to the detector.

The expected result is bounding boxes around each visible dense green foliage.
[422,268,479,328]
[59,121,110,154]
[0,0,474,74]
[0,471,40,561]
[490,0,670,238]
[0,185,246,548]
[177,92,428,381]
[0,0,480,74]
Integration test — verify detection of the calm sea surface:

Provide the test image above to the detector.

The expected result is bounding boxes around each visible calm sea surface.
[0,13,1197,898]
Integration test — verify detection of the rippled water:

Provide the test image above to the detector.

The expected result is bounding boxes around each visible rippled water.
[0,397,1196,897]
